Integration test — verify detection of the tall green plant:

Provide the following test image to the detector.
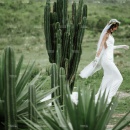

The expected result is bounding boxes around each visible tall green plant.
[51,63,66,105]
[28,85,37,123]
[3,47,18,130]
[44,0,87,91]
[20,86,130,130]
[0,47,58,129]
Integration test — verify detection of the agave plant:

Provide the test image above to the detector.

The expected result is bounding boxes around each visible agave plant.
[0,47,58,129]
[20,85,130,130]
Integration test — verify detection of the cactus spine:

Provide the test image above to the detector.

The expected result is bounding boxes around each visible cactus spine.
[4,47,18,130]
[44,0,87,91]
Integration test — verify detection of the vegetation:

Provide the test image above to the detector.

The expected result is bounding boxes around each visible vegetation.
[0,47,58,129]
[21,86,130,130]
[44,0,87,91]
[0,0,130,129]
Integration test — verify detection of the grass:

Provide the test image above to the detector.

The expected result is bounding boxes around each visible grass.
[0,0,130,128]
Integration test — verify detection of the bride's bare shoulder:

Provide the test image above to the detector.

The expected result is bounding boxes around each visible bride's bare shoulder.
[105,32,109,37]
[103,32,109,39]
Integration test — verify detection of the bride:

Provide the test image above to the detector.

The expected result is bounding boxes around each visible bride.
[79,19,129,104]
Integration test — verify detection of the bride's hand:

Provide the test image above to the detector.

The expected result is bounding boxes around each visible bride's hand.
[123,45,129,50]
[93,57,99,67]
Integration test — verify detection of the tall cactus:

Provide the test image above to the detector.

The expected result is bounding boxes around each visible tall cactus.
[3,47,18,130]
[44,0,87,91]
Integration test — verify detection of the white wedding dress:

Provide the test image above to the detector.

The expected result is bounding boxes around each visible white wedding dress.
[95,34,123,103]
[80,34,123,104]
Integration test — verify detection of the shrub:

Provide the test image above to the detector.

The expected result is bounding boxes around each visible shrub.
[96,17,109,32]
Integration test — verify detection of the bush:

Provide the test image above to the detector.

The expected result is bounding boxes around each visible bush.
[96,17,109,32]
[125,30,130,38]
[87,18,97,29]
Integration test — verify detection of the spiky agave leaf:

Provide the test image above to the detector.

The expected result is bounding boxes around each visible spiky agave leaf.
[21,84,129,130]
[112,111,130,130]
[0,47,59,129]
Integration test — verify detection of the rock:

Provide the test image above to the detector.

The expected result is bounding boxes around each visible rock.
[114,50,123,57]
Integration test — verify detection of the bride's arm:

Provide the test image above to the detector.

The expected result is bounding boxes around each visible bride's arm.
[96,33,109,57]
[114,45,129,50]
[93,33,109,67]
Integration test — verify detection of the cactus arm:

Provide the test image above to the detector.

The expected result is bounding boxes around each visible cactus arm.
[62,0,68,27]
[51,63,58,98]
[56,29,62,68]
[57,0,63,24]
[4,47,18,130]
[76,0,83,24]
[72,2,77,28]
[53,2,57,12]
[59,67,66,105]
[83,4,87,18]
[28,85,37,123]
[44,2,53,62]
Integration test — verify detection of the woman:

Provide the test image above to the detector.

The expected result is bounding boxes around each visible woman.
[79,19,129,104]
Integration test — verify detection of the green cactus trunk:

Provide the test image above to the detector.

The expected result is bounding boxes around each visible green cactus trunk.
[28,85,37,124]
[3,47,18,130]
[59,67,66,105]
[51,63,58,98]
[0,56,4,119]
[44,0,87,92]
[51,63,66,105]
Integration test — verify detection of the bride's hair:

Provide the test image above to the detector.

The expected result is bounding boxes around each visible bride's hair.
[108,23,119,30]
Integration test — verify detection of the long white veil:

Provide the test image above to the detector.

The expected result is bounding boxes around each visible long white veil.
[96,23,112,53]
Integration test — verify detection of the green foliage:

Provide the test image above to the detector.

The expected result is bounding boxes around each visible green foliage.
[44,0,87,91]
[0,2,129,129]
[0,47,58,129]
[125,28,130,38]
[51,63,66,105]
[0,1,44,37]
[28,85,37,123]
[3,47,18,130]
[96,17,109,31]
[20,86,130,130]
